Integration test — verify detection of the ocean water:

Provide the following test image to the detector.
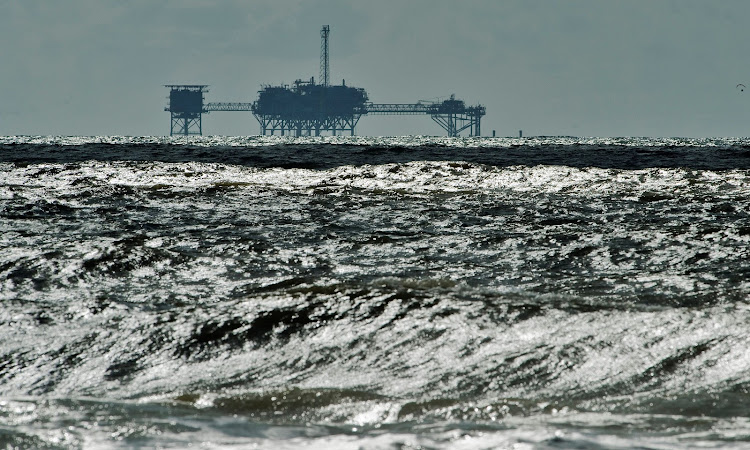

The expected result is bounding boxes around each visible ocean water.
[2,135,750,449]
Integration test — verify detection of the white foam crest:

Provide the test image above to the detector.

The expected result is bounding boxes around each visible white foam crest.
[6,160,750,202]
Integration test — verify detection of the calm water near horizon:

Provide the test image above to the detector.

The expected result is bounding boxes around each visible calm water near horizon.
[2,135,750,449]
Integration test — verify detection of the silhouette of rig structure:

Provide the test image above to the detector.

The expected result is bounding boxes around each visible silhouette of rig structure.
[165,26,485,137]
[164,85,208,136]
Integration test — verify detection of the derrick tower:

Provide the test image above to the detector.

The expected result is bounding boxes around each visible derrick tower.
[320,25,330,87]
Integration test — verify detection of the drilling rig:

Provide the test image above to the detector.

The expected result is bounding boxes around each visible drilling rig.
[250,25,368,136]
[168,26,486,137]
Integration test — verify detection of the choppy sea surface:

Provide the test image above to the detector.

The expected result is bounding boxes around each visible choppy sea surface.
[2,135,750,449]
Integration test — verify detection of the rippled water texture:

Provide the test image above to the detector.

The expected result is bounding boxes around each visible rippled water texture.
[2,136,750,448]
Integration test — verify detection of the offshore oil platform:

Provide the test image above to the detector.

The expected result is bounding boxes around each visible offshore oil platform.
[165,26,486,137]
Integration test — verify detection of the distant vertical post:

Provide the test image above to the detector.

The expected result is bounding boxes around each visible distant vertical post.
[519,130,523,138]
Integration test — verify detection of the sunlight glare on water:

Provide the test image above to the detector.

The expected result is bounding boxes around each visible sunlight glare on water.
[1,136,750,448]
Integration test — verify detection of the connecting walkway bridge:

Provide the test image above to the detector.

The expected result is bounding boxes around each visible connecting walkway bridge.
[201,97,485,137]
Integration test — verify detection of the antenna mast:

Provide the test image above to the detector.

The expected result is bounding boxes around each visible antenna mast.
[320,25,330,87]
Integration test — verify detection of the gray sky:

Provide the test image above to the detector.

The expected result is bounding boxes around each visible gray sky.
[2,0,749,137]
